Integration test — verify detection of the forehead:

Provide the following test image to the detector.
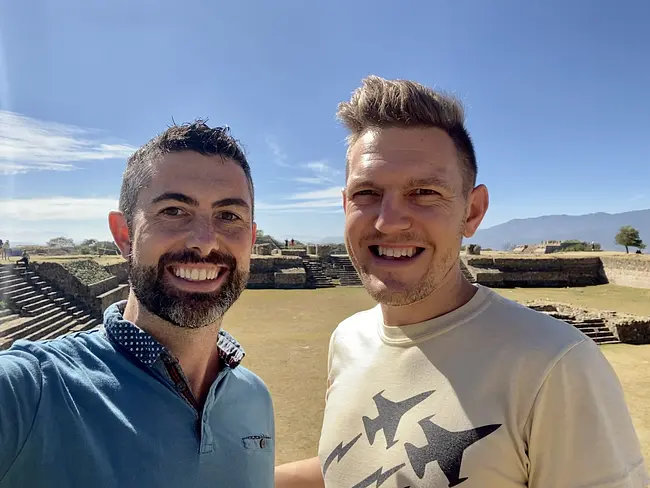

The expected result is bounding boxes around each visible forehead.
[139,151,252,205]
[347,127,461,186]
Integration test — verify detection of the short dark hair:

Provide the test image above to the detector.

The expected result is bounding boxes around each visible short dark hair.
[337,76,477,194]
[119,120,254,229]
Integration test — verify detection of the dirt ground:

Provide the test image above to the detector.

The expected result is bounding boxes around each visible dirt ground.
[223,285,650,466]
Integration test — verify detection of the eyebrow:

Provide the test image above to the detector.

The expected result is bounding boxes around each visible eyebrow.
[347,176,455,193]
[406,177,455,193]
[151,192,251,210]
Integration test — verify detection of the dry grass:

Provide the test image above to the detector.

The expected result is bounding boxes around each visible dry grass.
[496,285,650,316]
[224,285,650,465]
[31,254,126,266]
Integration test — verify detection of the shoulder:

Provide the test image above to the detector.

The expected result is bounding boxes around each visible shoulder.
[2,330,113,377]
[230,364,272,398]
[332,305,382,342]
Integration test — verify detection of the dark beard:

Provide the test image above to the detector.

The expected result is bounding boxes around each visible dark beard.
[128,249,249,328]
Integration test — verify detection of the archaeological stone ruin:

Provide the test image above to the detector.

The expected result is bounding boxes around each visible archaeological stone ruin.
[1,247,649,350]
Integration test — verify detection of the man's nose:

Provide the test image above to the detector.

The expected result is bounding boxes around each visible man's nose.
[185,216,220,256]
[375,196,412,234]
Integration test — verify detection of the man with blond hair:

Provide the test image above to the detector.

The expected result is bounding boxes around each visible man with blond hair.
[276,76,648,487]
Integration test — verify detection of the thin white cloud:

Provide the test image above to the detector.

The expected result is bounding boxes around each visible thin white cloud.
[257,198,342,211]
[292,176,328,184]
[265,135,291,167]
[0,197,118,221]
[288,186,342,200]
[257,186,343,213]
[0,111,136,175]
[291,159,342,185]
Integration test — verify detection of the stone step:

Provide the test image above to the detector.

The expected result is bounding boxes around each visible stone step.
[7,289,39,302]
[0,313,20,326]
[592,337,620,345]
[0,276,25,288]
[16,313,77,343]
[14,295,51,309]
[70,317,102,333]
[0,306,63,338]
[0,309,13,319]
[0,279,37,294]
[0,316,33,341]
[36,320,82,342]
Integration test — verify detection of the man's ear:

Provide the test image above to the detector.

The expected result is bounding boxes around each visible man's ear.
[463,184,489,238]
[108,211,132,258]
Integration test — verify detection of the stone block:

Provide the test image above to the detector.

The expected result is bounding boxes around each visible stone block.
[246,272,275,289]
[274,268,306,289]
[281,248,308,257]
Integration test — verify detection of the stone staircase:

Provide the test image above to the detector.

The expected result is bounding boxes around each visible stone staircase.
[531,308,620,345]
[459,259,476,283]
[302,256,335,288]
[330,255,363,286]
[0,264,102,350]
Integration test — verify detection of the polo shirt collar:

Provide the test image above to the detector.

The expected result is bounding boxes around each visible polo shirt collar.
[103,300,245,368]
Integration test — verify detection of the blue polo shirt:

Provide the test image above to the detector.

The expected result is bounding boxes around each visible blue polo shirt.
[0,301,274,487]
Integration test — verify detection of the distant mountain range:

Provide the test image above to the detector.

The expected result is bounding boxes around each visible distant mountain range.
[470,209,650,251]
[314,209,650,251]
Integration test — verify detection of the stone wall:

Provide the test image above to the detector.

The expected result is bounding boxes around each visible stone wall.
[33,262,104,314]
[463,256,605,287]
[104,262,128,283]
[600,256,650,289]
[281,248,308,257]
[274,268,307,289]
[248,256,306,289]
[312,244,347,258]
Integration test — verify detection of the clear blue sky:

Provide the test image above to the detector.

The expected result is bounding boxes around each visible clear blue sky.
[1,0,649,244]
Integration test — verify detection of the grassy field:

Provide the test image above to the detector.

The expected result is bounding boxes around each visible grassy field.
[224,285,650,465]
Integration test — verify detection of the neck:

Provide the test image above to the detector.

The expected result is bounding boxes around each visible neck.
[381,264,477,326]
[122,292,222,407]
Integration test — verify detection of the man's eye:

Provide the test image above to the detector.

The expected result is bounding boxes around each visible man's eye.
[412,189,439,196]
[352,190,380,200]
[220,212,241,221]
[161,207,185,216]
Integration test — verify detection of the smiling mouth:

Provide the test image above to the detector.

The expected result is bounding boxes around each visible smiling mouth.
[368,245,425,260]
[167,265,227,282]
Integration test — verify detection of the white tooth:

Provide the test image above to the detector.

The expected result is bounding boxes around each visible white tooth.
[190,269,200,281]
[399,248,408,257]
[387,248,396,257]
[179,268,186,279]
[407,248,415,257]
[211,269,218,280]
[174,268,181,277]
[199,269,207,281]
[183,268,191,279]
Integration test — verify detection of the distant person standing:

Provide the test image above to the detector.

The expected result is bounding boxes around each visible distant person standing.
[0,240,4,260]
[2,240,10,260]
[285,239,289,248]
[290,238,295,247]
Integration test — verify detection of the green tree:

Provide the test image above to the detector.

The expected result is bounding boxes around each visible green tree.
[615,226,646,253]
[47,236,75,248]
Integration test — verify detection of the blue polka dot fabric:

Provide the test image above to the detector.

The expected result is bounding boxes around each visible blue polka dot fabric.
[103,301,245,368]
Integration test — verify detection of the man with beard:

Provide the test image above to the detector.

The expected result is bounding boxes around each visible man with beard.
[0,121,274,487]
[276,77,648,487]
